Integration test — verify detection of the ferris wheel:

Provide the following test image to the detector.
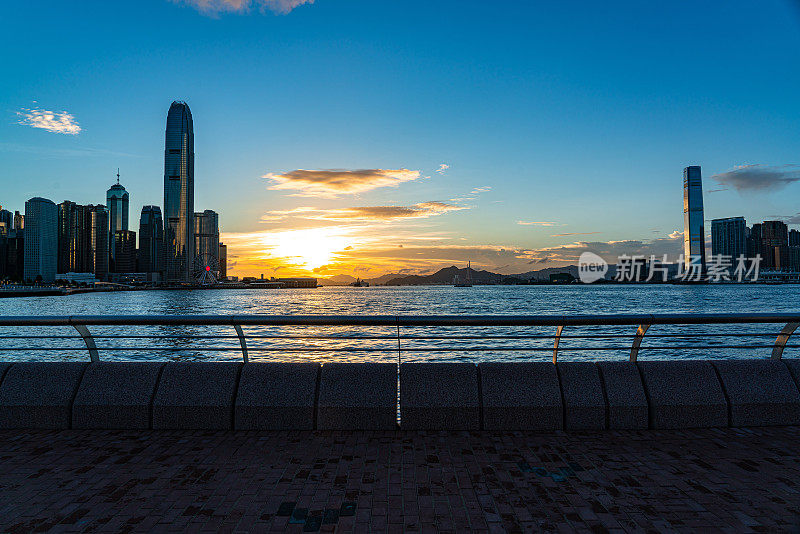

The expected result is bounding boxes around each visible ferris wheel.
[193,253,220,286]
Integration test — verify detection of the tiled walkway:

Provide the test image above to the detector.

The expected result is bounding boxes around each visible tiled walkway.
[1,428,799,533]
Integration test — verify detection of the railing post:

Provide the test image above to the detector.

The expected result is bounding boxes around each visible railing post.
[72,324,99,363]
[234,323,249,363]
[630,324,651,362]
[553,325,564,364]
[771,322,799,360]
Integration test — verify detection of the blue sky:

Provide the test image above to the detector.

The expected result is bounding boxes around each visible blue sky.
[2,0,799,277]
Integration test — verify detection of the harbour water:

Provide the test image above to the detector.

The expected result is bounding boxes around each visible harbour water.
[1,284,798,363]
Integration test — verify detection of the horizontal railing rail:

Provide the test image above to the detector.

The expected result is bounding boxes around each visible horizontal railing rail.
[0,313,798,364]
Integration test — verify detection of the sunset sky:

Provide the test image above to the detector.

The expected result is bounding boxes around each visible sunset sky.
[2,0,800,278]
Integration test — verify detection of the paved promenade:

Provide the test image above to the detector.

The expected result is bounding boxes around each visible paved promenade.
[1,428,799,533]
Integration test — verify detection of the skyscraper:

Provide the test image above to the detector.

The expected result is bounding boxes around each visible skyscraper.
[163,101,194,283]
[0,207,11,236]
[58,201,93,274]
[194,210,219,260]
[762,220,789,270]
[219,243,227,280]
[113,230,137,273]
[14,211,24,231]
[107,171,129,269]
[89,205,109,280]
[683,166,706,270]
[711,217,746,260]
[23,197,58,282]
[139,205,164,275]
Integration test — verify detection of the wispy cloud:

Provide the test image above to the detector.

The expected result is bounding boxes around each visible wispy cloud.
[16,107,81,135]
[264,168,421,198]
[435,163,449,174]
[711,164,800,193]
[171,0,313,15]
[262,201,466,223]
[518,221,557,226]
[551,231,600,237]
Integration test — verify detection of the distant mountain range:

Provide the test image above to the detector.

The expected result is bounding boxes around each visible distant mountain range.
[318,265,583,286]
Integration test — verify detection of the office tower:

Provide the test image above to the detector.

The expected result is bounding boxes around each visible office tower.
[58,201,97,274]
[218,243,227,279]
[0,208,11,236]
[23,197,58,282]
[164,101,194,283]
[89,205,109,280]
[107,171,129,268]
[683,166,706,270]
[139,205,164,274]
[14,211,24,231]
[194,210,219,260]
[711,217,746,259]
[762,220,789,270]
[114,230,137,273]
[4,229,24,281]
[747,223,763,259]
[789,229,800,247]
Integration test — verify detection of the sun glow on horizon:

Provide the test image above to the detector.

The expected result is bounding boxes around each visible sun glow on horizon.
[266,227,353,270]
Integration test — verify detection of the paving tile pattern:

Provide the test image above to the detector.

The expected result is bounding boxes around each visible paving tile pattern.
[1,428,800,532]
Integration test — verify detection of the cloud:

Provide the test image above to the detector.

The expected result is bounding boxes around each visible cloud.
[16,107,81,135]
[523,231,684,266]
[264,168,421,198]
[551,232,600,237]
[261,201,466,223]
[518,221,557,226]
[711,165,800,193]
[172,0,313,15]
[470,186,491,194]
[435,163,449,174]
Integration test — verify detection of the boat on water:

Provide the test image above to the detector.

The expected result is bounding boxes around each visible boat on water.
[454,261,473,287]
[351,278,370,287]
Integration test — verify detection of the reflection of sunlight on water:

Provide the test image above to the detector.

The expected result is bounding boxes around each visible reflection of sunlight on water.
[0,285,797,362]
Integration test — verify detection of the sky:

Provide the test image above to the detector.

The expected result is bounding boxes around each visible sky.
[2,0,800,279]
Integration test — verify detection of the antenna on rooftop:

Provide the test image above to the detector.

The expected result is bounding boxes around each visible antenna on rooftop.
[116,168,120,184]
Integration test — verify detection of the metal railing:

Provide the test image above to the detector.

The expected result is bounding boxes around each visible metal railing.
[0,313,798,363]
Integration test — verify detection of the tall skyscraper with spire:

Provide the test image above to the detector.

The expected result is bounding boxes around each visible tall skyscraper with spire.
[163,101,195,283]
[107,169,129,269]
[683,165,706,271]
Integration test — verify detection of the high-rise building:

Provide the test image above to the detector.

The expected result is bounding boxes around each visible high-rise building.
[57,201,93,274]
[139,206,164,274]
[790,229,800,247]
[683,166,706,270]
[23,197,58,282]
[114,230,137,273]
[762,220,789,270]
[14,211,24,231]
[218,243,227,279]
[0,228,24,281]
[107,171,129,268]
[89,205,109,280]
[194,210,219,260]
[163,101,194,283]
[0,208,12,236]
[711,217,746,260]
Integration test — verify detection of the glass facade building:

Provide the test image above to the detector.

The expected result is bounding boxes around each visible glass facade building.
[23,197,58,282]
[683,166,706,270]
[711,217,746,260]
[194,210,219,260]
[139,205,164,274]
[58,201,93,274]
[107,179,129,268]
[89,205,109,281]
[163,101,195,283]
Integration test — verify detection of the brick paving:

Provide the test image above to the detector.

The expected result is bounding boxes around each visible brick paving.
[1,428,800,533]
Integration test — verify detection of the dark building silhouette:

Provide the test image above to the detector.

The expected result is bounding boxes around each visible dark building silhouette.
[24,197,58,282]
[194,210,219,260]
[139,205,164,275]
[163,101,195,283]
[711,217,746,260]
[113,230,137,273]
[58,201,93,274]
[218,243,227,279]
[89,205,109,281]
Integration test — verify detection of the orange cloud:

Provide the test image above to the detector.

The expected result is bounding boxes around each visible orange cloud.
[264,168,421,198]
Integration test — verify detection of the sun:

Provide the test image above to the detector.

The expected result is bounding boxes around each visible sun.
[270,227,352,270]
